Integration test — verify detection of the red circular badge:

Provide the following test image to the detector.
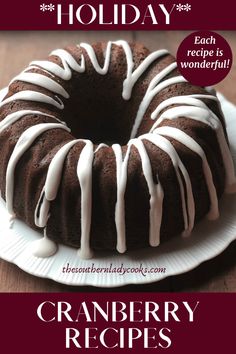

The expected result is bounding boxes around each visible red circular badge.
[176,31,232,86]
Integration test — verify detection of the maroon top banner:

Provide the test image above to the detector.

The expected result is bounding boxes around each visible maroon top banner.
[1,0,236,30]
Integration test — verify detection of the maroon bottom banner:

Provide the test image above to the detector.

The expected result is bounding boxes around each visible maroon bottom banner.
[0,292,235,353]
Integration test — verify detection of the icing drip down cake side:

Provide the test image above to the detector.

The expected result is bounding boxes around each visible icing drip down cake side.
[0,41,235,259]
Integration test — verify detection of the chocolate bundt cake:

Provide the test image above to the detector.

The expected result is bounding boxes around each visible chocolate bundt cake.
[0,40,235,259]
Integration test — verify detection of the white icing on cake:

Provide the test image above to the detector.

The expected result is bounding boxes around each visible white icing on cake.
[131,139,164,246]
[140,133,194,238]
[5,123,70,216]
[10,72,69,98]
[0,40,235,259]
[76,140,94,259]
[0,90,64,110]
[155,126,219,220]
[112,143,132,254]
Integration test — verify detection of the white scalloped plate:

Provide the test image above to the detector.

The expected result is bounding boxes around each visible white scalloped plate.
[0,91,236,287]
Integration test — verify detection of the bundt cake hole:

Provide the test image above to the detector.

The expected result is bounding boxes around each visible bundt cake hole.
[57,50,139,145]
[62,74,133,145]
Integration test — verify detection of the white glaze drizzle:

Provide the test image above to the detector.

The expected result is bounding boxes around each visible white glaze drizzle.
[0,110,62,134]
[112,143,131,253]
[151,94,218,120]
[95,143,108,153]
[5,123,70,216]
[122,49,169,100]
[31,228,58,258]
[154,126,219,220]
[31,49,86,80]
[0,90,64,110]
[131,139,164,246]
[1,40,235,259]
[35,139,80,228]
[150,95,236,193]
[130,63,187,139]
[140,133,194,237]
[30,42,168,103]
[35,139,94,259]
[76,140,94,259]
[10,72,69,99]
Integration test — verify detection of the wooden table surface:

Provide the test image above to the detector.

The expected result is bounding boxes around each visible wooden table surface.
[0,31,235,292]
